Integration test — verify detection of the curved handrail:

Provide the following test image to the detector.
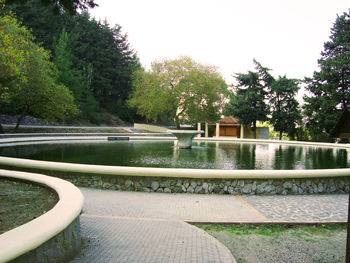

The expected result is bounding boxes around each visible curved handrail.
[0,169,84,262]
[0,155,350,179]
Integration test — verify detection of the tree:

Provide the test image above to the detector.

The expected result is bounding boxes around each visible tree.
[12,46,79,128]
[181,68,227,123]
[225,61,270,139]
[0,12,28,102]
[253,59,274,90]
[7,2,141,123]
[270,76,301,140]
[254,60,302,140]
[303,11,350,139]
[5,0,97,14]
[54,28,83,98]
[0,11,30,132]
[0,10,78,129]
[128,57,227,128]
[5,0,69,50]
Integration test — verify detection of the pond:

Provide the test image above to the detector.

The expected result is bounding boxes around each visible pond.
[0,140,349,170]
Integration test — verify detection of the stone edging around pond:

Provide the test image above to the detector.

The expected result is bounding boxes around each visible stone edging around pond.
[52,172,350,195]
[0,169,84,263]
[1,167,349,195]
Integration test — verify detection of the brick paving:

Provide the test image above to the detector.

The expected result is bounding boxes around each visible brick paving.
[72,217,234,263]
[79,189,260,222]
[70,188,348,263]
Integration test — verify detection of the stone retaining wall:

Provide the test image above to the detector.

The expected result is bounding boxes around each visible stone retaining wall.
[2,166,349,195]
[10,217,80,263]
[52,172,350,195]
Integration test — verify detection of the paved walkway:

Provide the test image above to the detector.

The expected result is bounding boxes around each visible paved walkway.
[71,188,348,263]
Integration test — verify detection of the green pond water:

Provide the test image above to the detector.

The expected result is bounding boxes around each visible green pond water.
[0,140,349,170]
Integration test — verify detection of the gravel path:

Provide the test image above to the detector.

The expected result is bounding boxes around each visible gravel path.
[243,194,348,222]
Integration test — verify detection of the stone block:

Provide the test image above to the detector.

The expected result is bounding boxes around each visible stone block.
[187,186,194,193]
[151,181,159,191]
[164,188,172,193]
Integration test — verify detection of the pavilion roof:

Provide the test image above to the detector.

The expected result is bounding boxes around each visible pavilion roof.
[207,116,240,126]
[219,116,240,124]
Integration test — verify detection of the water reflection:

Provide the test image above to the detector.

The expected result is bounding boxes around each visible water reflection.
[272,144,304,170]
[304,147,349,169]
[0,140,349,170]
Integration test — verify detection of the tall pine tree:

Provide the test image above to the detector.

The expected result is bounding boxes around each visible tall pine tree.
[270,76,301,140]
[226,70,270,139]
[54,28,83,100]
[303,11,350,139]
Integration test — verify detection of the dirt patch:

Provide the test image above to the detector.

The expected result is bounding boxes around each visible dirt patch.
[0,178,59,234]
[195,224,346,263]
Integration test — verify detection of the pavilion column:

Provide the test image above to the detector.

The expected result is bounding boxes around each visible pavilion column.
[216,123,220,138]
[240,125,244,139]
[197,122,201,138]
[205,122,209,137]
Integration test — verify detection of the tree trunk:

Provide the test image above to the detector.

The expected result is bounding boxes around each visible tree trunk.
[279,131,282,140]
[174,116,180,129]
[296,130,301,141]
[15,114,26,131]
[253,121,257,139]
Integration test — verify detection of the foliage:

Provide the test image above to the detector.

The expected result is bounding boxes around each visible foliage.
[303,11,350,138]
[69,12,140,120]
[270,76,302,140]
[0,11,29,103]
[128,56,227,127]
[53,28,83,100]
[225,61,270,138]
[53,28,98,121]
[5,0,97,14]
[0,9,29,132]
[6,0,141,123]
[254,60,302,140]
[226,60,302,140]
[0,11,78,128]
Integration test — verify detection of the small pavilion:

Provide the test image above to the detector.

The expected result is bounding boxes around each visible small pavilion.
[196,116,269,139]
[207,116,241,137]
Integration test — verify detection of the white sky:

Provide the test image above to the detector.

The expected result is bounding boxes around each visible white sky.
[89,0,349,84]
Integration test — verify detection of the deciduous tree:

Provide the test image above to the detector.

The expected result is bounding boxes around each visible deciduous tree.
[0,11,78,129]
[128,57,227,127]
